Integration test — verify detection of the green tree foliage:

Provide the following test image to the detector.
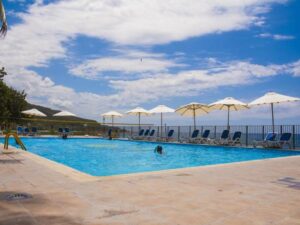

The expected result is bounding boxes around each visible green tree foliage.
[0,68,27,123]
[0,67,7,80]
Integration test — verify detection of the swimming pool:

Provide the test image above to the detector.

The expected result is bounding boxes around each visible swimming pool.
[2,137,300,176]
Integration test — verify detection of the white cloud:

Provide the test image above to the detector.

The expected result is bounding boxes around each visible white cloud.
[258,33,295,40]
[1,0,299,124]
[0,0,289,70]
[109,60,290,104]
[3,58,300,122]
[69,50,184,80]
[289,60,300,77]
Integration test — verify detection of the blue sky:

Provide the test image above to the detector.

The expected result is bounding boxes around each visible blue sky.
[1,0,300,125]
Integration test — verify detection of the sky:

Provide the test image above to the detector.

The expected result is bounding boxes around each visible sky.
[1,0,300,126]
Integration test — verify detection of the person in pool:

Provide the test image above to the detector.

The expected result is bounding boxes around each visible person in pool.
[154,145,163,154]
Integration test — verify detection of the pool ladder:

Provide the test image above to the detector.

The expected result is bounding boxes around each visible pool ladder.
[3,133,27,151]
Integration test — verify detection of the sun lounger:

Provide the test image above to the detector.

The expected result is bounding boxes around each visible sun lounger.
[188,129,200,143]
[147,129,156,140]
[195,130,210,143]
[64,128,70,134]
[144,129,150,137]
[165,129,175,142]
[30,127,38,136]
[253,132,277,148]
[158,129,175,142]
[58,128,63,135]
[138,129,150,140]
[107,129,112,139]
[212,130,229,145]
[17,126,23,136]
[60,128,70,139]
[262,132,292,149]
[23,127,30,136]
[132,129,145,140]
[225,131,242,146]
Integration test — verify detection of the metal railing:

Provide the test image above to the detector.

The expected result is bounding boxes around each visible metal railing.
[112,125,300,149]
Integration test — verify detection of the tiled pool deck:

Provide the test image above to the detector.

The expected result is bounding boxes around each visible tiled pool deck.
[0,144,300,225]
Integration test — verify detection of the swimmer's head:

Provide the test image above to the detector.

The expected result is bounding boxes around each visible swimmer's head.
[155,145,163,154]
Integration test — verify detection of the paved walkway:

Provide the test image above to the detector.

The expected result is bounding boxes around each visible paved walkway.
[0,146,300,225]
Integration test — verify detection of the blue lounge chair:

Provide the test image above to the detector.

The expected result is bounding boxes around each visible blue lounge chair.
[144,129,150,137]
[253,132,277,148]
[264,133,292,149]
[60,128,70,139]
[107,129,112,139]
[147,129,156,140]
[133,129,145,140]
[64,128,70,134]
[23,127,30,136]
[139,129,150,140]
[188,129,200,143]
[165,129,175,142]
[213,130,229,145]
[17,126,23,136]
[196,130,210,143]
[58,128,63,134]
[226,131,242,146]
[31,127,38,136]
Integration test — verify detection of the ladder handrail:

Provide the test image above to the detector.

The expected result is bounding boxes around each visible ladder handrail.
[4,133,27,151]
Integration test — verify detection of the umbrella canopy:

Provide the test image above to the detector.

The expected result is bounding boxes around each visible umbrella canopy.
[150,105,175,136]
[126,107,151,128]
[101,111,123,126]
[22,108,46,117]
[53,111,76,117]
[175,102,210,129]
[248,92,300,133]
[209,97,248,129]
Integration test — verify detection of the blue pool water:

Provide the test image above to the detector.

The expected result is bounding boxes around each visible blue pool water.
[2,138,300,176]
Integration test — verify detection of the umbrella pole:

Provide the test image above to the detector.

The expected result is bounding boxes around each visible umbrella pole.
[161,112,163,137]
[227,106,230,130]
[271,103,275,134]
[138,113,141,130]
[193,109,196,130]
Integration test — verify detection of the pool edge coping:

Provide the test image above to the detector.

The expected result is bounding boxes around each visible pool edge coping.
[2,143,300,183]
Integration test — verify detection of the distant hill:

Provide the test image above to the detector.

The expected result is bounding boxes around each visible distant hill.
[26,103,97,123]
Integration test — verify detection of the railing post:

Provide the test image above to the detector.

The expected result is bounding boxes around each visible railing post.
[280,125,283,135]
[178,126,180,142]
[189,126,191,137]
[246,125,248,147]
[201,126,203,135]
[123,127,125,138]
[262,125,265,140]
[130,127,133,138]
[214,126,217,139]
[292,125,295,149]
[165,124,167,137]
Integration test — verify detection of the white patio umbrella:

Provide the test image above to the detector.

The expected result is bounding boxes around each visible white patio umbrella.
[248,92,300,133]
[21,108,46,117]
[150,105,175,136]
[53,111,76,117]
[209,97,248,129]
[101,111,123,126]
[126,107,151,128]
[175,102,211,129]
